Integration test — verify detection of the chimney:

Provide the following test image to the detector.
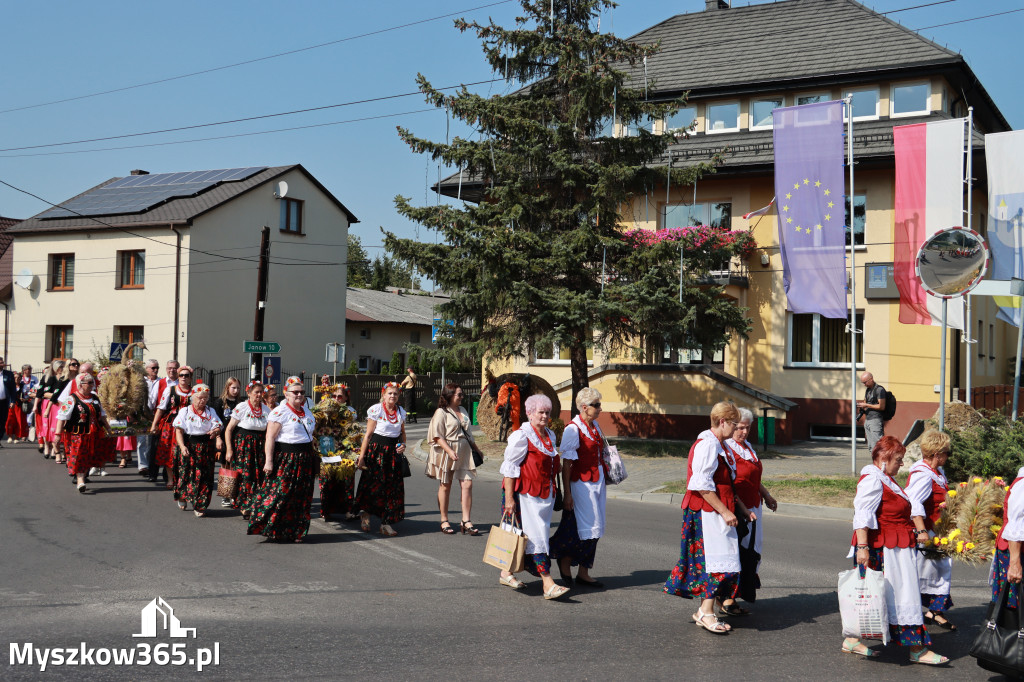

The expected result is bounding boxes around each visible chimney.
[130,169,149,175]
[705,0,729,9]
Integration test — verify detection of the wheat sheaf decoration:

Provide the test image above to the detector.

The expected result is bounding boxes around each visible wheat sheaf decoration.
[924,477,1006,565]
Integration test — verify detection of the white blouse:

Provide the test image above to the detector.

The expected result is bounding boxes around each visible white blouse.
[852,464,910,530]
[905,459,947,519]
[56,394,104,421]
[172,406,223,436]
[157,386,190,412]
[558,415,604,461]
[268,403,315,444]
[499,422,557,478]
[1003,467,1024,542]
[725,438,759,463]
[367,403,406,437]
[231,401,269,432]
[686,430,733,492]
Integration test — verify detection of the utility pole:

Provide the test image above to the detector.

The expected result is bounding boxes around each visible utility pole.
[252,226,270,380]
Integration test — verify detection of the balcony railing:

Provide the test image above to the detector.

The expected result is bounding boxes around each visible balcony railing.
[698,258,749,287]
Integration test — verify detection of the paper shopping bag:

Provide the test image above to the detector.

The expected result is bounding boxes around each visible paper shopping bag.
[482,513,526,573]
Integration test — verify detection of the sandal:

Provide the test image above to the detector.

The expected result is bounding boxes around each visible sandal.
[543,584,570,600]
[499,574,526,590]
[379,525,398,537]
[360,513,371,533]
[177,500,188,511]
[440,521,456,535]
[118,460,127,468]
[923,612,957,631]
[194,510,204,518]
[692,609,730,634]
[909,649,949,666]
[77,484,88,494]
[719,602,751,616]
[842,640,878,657]
[461,521,481,536]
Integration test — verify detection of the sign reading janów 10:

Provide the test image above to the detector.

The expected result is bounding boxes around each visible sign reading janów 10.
[243,341,281,354]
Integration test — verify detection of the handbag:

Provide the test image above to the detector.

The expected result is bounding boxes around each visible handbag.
[447,408,484,467]
[482,511,526,572]
[603,445,628,484]
[736,519,761,602]
[553,475,564,512]
[400,453,412,478]
[217,467,241,499]
[970,582,1024,677]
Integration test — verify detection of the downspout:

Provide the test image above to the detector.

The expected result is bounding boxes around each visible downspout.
[171,225,182,360]
[1,301,7,360]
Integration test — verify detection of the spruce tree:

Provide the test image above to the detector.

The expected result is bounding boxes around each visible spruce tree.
[386,0,752,406]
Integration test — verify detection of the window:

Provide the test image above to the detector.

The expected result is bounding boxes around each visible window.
[788,312,864,367]
[663,202,732,229]
[622,115,657,137]
[359,328,371,339]
[750,97,783,129]
[665,107,697,133]
[844,193,866,247]
[49,254,74,291]
[706,102,739,133]
[114,326,145,360]
[410,330,421,343]
[978,320,985,359]
[797,93,830,106]
[845,88,879,120]
[990,323,995,360]
[357,356,371,373]
[116,250,145,288]
[533,340,593,365]
[596,116,614,137]
[48,325,73,360]
[279,198,303,234]
[891,82,930,117]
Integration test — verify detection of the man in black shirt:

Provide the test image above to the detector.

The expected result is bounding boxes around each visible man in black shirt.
[857,372,887,454]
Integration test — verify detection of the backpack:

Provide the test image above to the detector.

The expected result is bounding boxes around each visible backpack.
[881,390,897,421]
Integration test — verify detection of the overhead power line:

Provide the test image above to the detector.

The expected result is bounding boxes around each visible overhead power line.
[915,7,1024,30]
[0,1,516,116]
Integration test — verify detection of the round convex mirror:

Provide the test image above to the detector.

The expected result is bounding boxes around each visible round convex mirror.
[915,227,989,298]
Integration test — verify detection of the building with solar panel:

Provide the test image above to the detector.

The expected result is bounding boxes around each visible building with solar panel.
[6,164,357,378]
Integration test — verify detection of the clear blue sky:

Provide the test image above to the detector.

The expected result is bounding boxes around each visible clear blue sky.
[1,0,1019,262]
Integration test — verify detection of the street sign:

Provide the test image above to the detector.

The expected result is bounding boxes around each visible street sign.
[109,342,128,362]
[244,341,280,353]
[262,357,281,385]
[432,319,454,343]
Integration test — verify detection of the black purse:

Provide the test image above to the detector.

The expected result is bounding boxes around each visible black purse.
[400,453,412,478]
[970,582,1024,677]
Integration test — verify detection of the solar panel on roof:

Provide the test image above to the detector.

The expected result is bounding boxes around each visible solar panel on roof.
[39,166,267,219]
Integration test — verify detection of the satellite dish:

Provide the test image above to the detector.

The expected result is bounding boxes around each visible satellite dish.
[274,181,289,199]
[14,268,34,290]
[915,227,989,298]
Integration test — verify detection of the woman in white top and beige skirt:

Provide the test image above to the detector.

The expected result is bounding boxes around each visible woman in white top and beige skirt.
[427,383,481,536]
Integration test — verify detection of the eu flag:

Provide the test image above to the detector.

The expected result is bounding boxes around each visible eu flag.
[773,101,847,319]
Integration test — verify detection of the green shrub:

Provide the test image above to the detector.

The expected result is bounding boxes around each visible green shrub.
[946,412,1024,482]
[346,360,358,374]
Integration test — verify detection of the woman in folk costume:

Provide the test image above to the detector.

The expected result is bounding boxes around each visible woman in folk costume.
[720,407,778,616]
[319,383,359,520]
[990,464,1024,614]
[90,367,117,475]
[497,394,570,601]
[355,382,407,536]
[842,436,948,665]
[172,384,223,517]
[248,376,318,543]
[225,380,268,519]
[150,366,194,490]
[39,359,73,461]
[664,401,756,635]
[53,374,108,494]
[905,429,956,631]
[550,387,607,588]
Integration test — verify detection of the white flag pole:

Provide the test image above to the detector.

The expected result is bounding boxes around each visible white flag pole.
[965,109,974,405]
[846,96,857,474]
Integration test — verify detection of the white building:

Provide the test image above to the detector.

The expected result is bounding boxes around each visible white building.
[7,165,356,375]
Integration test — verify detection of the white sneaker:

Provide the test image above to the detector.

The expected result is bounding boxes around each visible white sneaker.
[6,437,12,443]
[88,467,100,476]
[220,499,233,507]
[98,468,108,477]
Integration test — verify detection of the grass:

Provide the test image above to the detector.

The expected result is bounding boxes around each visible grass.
[655,472,909,509]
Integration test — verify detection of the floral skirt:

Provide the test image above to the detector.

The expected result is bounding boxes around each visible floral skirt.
[155,420,176,467]
[247,442,318,541]
[63,430,104,475]
[991,548,1021,610]
[664,507,739,601]
[320,473,356,518]
[231,428,266,515]
[550,509,598,569]
[97,435,117,465]
[860,548,932,647]
[178,436,216,513]
[354,434,405,525]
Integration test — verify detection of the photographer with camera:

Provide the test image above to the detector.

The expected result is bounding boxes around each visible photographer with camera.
[857,372,887,454]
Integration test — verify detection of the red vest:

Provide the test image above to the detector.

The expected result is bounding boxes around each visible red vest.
[729,441,763,509]
[567,421,605,483]
[514,436,560,499]
[996,477,1024,551]
[907,466,947,531]
[681,439,735,514]
[851,474,915,549]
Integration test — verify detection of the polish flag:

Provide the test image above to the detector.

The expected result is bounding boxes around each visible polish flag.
[742,199,774,220]
[893,119,966,329]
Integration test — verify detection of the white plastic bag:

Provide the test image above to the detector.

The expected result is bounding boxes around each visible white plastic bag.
[838,567,889,645]
[603,445,627,485]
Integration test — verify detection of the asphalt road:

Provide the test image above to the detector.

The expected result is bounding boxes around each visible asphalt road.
[0,441,1002,680]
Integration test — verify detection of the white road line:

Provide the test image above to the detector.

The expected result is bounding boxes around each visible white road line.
[312,520,456,579]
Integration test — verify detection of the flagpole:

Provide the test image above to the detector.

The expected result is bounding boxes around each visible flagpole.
[940,298,948,431]
[846,96,857,475]
[965,109,974,405]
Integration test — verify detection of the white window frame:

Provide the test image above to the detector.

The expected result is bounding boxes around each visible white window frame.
[750,97,784,130]
[796,92,831,106]
[890,81,931,118]
[620,115,657,138]
[787,312,865,369]
[531,342,594,367]
[705,101,740,134]
[844,87,880,121]
[845,192,867,251]
[665,107,697,133]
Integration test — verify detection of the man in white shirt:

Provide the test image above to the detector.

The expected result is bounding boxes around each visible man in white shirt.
[137,358,161,477]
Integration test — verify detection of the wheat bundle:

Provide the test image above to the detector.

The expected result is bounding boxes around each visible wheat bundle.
[928,476,1005,565]
[97,364,148,422]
